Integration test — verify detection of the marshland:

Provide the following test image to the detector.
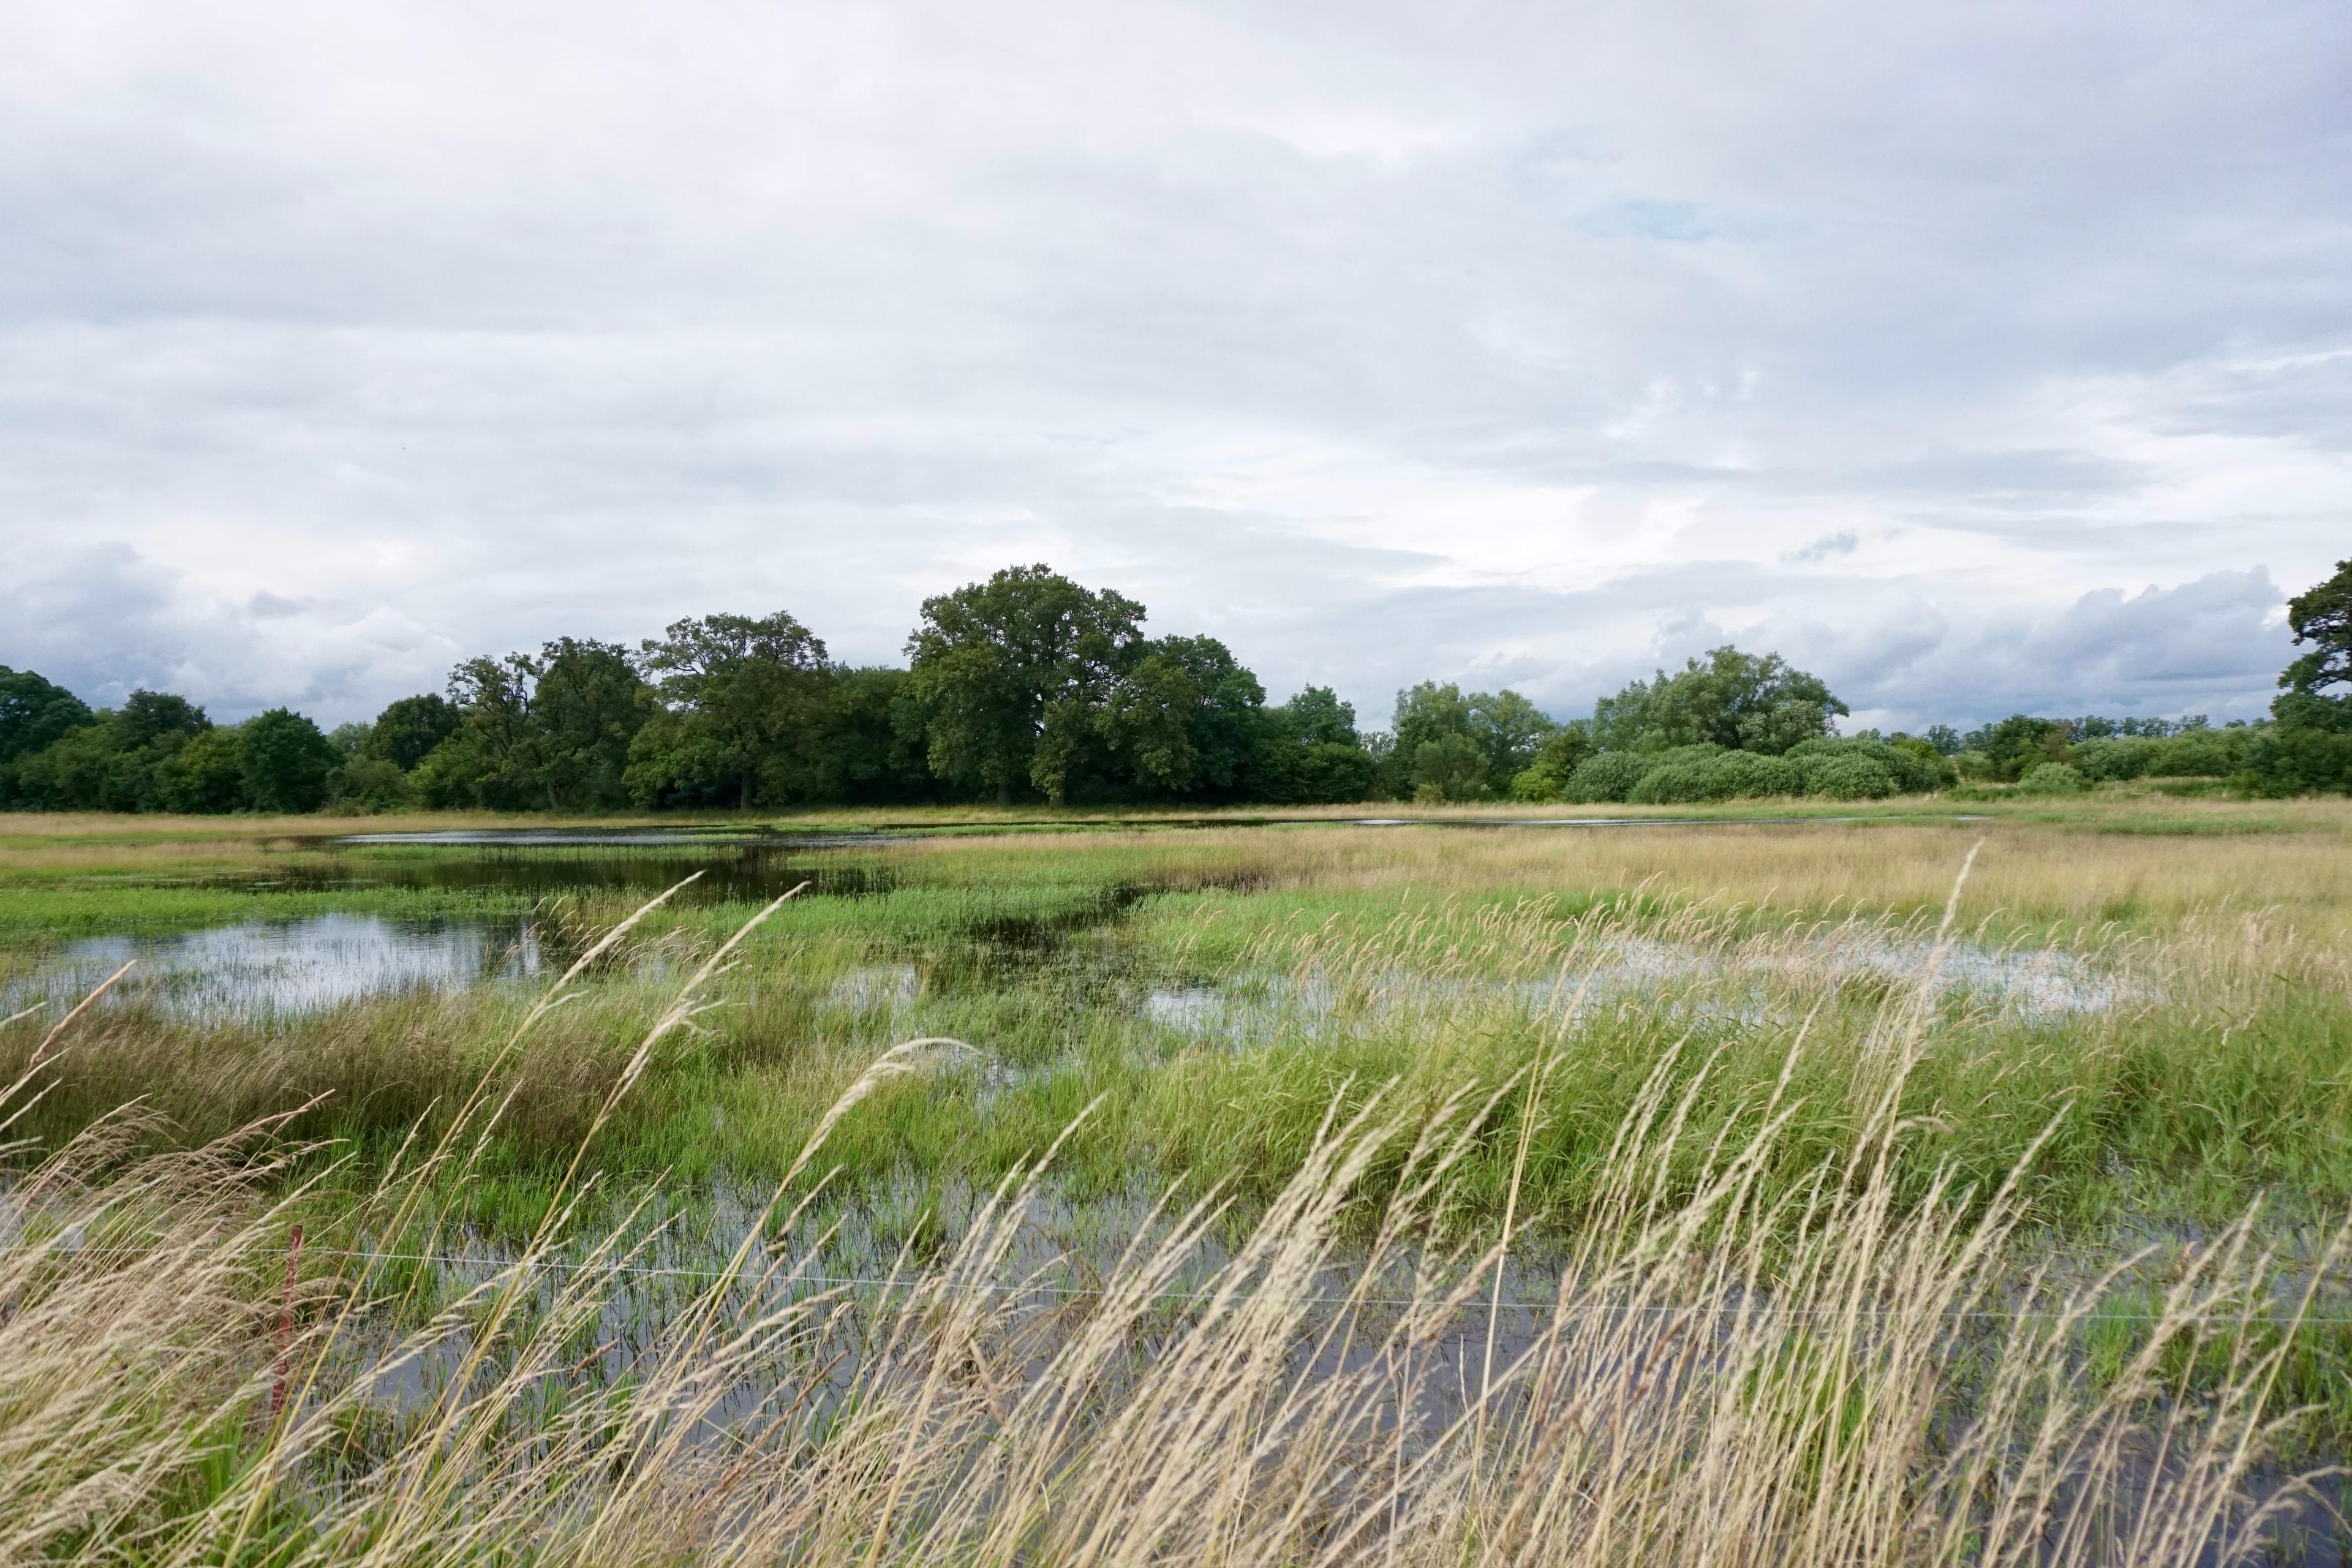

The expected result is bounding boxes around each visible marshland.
[2,793,2351,1564]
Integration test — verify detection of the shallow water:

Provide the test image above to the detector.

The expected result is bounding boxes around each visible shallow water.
[1135,932,2136,1054]
[4,913,549,1023]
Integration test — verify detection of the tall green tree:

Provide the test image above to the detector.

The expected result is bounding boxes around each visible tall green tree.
[239,708,340,813]
[2275,559,2352,736]
[1276,686,1358,748]
[365,694,461,771]
[1466,689,1557,793]
[420,654,543,807]
[1389,681,1554,797]
[0,667,92,765]
[1099,635,1268,800]
[0,667,94,806]
[815,666,937,803]
[638,612,832,808]
[907,565,1144,805]
[2282,559,2352,696]
[530,638,649,810]
[1591,647,1845,755]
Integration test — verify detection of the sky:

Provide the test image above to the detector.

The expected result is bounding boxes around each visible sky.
[2,0,2348,734]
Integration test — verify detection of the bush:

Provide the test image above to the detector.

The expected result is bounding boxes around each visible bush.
[2235,728,2352,796]
[1627,763,1711,804]
[326,756,416,813]
[2016,762,2086,794]
[1292,742,1378,804]
[2071,737,2156,783]
[1509,763,1562,802]
[1801,754,1896,800]
[1785,735,1950,795]
[1561,751,1652,804]
[1703,751,1803,800]
[2146,733,2234,778]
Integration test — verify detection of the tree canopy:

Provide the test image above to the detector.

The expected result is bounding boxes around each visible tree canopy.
[17,557,2352,817]
[906,565,1145,805]
[1591,647,1845,755]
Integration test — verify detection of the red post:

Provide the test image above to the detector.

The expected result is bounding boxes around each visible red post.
[270,1224,304,1423]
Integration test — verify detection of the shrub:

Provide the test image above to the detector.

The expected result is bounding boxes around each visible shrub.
[2071,737,2156,783]
[1801,754,1896,800]
[326,755,416,813]
[2234,728,2352,796]
[1509,763,1562,802]
[2016,762,2086,794]
[1627,763,1712,804]
[1561,751,1652,804]
[2146,733,2233,778]
[1702,751,1803,800]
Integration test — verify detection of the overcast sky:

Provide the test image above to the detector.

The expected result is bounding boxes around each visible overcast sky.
[2,0,2348,733]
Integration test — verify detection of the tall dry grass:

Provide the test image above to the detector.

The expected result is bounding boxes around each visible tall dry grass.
[2,875,2345,1565]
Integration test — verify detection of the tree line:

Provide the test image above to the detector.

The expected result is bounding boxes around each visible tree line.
[3,559,2348,815]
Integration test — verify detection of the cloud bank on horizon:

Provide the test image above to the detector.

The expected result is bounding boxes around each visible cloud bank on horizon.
[1,0,2346,731]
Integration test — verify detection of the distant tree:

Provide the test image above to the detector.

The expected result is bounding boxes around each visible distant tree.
[239,708,340,813]
[2282,559,2352,698]
[151,726,243,813]
[639,612,831,809]
[1591,647,1845,755]
[815,666,937,803]
[1959,714,2071,782]
[2272,559,2352,742]
[1510,725,1593,801]
[1921,724,1962,755]
[530,638,649,810]
[0,667,96,807]
[366,694,461,771]
[112,690,210,752]
[907,566,1145,805]
[1104,635,1268,800]
[1276,687,1358,748]
[1099,649,1202,794]
[1390,682,1472,761]
[1412,731,1491,802]
[1466,690,1557,793]
[1390,682,1553,797]
[0,667,92,764]
[421,654,543,808]
[1259,687,1374,804]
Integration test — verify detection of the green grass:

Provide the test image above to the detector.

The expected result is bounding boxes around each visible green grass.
[5,802,2351,1245]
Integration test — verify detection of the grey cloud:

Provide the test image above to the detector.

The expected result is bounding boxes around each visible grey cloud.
[0,0,2346,725]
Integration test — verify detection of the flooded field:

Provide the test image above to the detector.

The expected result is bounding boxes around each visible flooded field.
[6,803,2352,1562]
